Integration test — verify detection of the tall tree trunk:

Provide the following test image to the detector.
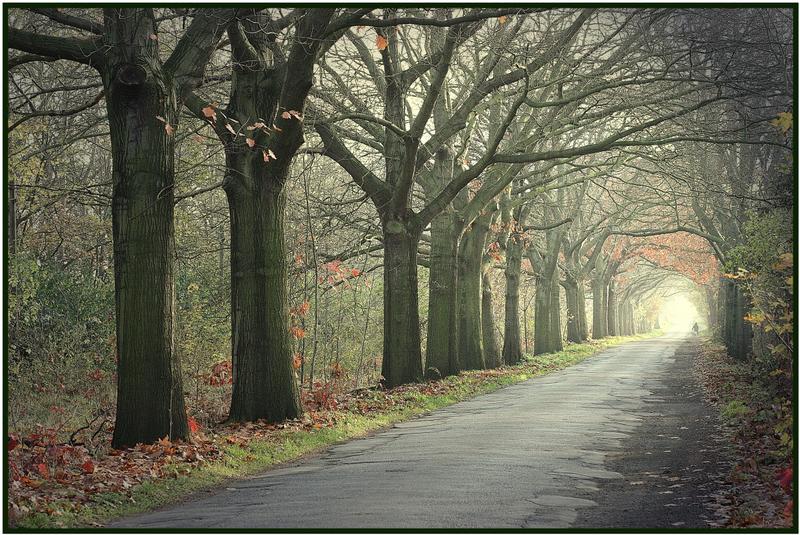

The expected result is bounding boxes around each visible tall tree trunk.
[457,216,491,370]
[607,284,618,336]
[8,180,17,256]
[106,56,188,448]
[425,210,461,378]
[382,223,424,386]
[705,285,719,332]
[591,278,608,339]
[482,269,501,368]
[576,282,589,341]
[729,281,753,360]
[502,233,524,364]
[215,7,333,420]
[226,166,301,422]
[563,277,583,343]
[534,272,563,355]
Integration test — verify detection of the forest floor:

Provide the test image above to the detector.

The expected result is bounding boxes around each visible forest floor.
[691,337,793,528]
[7,332,658,529]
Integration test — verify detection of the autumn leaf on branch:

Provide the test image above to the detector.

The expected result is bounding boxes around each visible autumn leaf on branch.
[201,105,217,123]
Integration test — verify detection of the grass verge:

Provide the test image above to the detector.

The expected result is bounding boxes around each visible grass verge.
[14,331,661,529]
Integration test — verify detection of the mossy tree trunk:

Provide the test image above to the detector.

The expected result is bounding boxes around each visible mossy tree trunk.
[607,283,618,336]
[382,222,424,386]
[425,208,462,378]
[194,10,332,422]
[106,71,188,447]
[591,277,608,339]
[482,266,502,368]
[457,212,493,370]
[533,272,563,355]
[99,9,232,448]
[576,283,589,340]
[562,276,584,343]
[226,174,301,422]
[502,232,524,364]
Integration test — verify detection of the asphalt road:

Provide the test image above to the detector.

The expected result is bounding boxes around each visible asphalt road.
[112,334,727,529]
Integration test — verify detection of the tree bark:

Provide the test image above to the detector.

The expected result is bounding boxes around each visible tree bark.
[105,14,188,448]
[576,282,589,341]
[206,9,332,421]
[226,170,301,422]
[563,277,583,343]
[457,215,492,370]
[607,284,618,336]
[425,210,462,378]
[382,222,424,386]
[534,272,563,355]
[482,268,502,368]
[502,233,524,364]
[591,278,608,339]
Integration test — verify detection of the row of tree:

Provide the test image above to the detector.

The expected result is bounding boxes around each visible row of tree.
[8,7,791,447]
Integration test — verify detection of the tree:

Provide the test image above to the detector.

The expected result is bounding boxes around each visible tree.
[182,8,336,422]
[9,7,235,447]
[313,9,542,386]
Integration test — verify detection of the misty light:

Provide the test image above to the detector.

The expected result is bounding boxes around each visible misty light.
[658,294,699,333]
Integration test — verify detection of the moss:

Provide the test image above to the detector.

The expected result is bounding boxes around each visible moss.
[15,331,661,529]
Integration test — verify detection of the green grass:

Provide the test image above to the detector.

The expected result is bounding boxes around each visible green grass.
[15,331,661,529]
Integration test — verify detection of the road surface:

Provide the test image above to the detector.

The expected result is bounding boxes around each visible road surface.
[112,334,728,529]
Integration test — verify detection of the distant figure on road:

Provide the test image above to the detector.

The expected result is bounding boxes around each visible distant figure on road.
[691,322,699,335]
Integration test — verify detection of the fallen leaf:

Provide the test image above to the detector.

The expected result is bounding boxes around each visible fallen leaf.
[188,417,201,434]
[37,463,49,479]
[81,460,95,474]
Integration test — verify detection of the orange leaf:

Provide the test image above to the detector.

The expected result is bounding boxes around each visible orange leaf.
[37,463,49,479]
[81,459,95,474]
[245,138,256,148]
[376,34,388,51]
[290,326,306,339]
[292,353,303,369]
[164,123,175,136]
[188,416,201,434]
[201,106,217,123]
[281,111,292,120]
[498,15,508,25]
